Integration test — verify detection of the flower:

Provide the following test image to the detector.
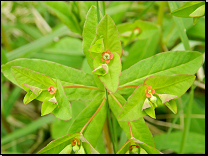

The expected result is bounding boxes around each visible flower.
[48,85,56,94]
[101,50,114,63]
[129,144,140,154]
[145,86,155,98]
[133,27,141,35]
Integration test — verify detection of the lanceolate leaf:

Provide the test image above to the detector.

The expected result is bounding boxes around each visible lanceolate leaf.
[118,51,203,96]
[52,79,72,121]
[68,93,106,147]
[42,1,82,34]
[144,74,195,98]
[82,5,98,69]
[171,1,205,18]
[108,93,155,147]
[94,52,121,93]
[118,74,195,121]
[11,66,56,89]
[93,14,122,57]
[118,84,147,122]
[37,133,99,154]
[1,58,99,101]
[82,5,104,90]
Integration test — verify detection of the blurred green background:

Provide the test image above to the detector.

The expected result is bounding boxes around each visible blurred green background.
[1,1,205,154]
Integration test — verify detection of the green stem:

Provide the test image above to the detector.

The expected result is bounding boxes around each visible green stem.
[168,1,191,50]
[157,1,167,52]
[157,1,166,25]
[105,88,116,154]
[97,1,100,23]
[101,1,105,15]
[135,1,155,20]
[179,85,195,154]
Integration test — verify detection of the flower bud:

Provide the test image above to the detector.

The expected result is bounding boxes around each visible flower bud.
[150,95,157,104]
[72,144,80,153]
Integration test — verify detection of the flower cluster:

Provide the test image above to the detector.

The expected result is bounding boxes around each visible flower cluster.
[145,86,157,103]
[59,138,85,154]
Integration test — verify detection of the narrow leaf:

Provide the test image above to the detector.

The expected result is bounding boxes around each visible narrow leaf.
[118,51,203,96]
[171,1,205,18]
[52,79,72,120]
[1,58,99,101]
[11,66,56,89]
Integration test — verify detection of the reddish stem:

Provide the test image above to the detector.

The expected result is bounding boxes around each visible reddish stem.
[128,122,134,139]
[63,86,100,90]
[80,97,106,134]
[117,85,138,90]
[109,93,134,138]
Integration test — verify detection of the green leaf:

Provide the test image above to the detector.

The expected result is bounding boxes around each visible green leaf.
[44,37,84,56]
[93,14,122,57]
[82,5,98,69]
[42,1,82,34]
[165,100,177,114]
[89,38,104,58]
[82,5,104,90]
[22,83,42,105]
[119,74,195,121]
[68,93,106,147]
[144,101,156,119]
[1,114,55,145]
[94,52,121,93]
[116,138,161,154]
[122,29,160,70]
[108,93,155,147]
[171,1,205,18]
[52,79,72,121]
[41,97,57,116]
[1,58,99,101]
[51,101,86,139]
[189,4,205,17]
[118,84,147,122]
[38,133,98,154]
[37,133,79,154]
[145,74,195,98]
[6,25,69,61]
[118,51,203,96]
[154,131,205,154]
[11,66,56,89]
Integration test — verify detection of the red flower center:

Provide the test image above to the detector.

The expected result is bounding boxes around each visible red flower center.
[129,145,140,151]
[145,86,155,98]
[101,50,114,63]
[48,85,56,95]
[71,138,80,146]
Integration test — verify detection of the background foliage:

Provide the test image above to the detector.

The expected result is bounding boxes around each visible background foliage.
[1,1,205,154]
